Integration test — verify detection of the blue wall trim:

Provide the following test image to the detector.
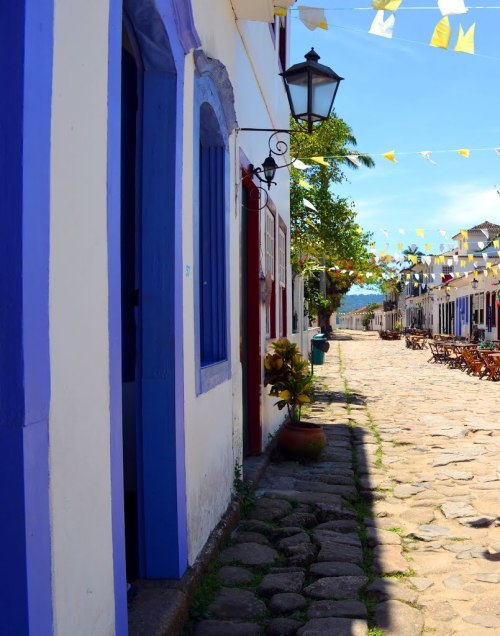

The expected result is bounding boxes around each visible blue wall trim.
[107,0,128,632]
[193,55,235,395]
[108,0,188,588]
[0,1,53,633]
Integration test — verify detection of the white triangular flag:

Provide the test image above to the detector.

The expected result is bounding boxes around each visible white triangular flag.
[439,229,447,237]
[303,198,317,212]
[419,150,436,164]
[438,0,468,16]
[483,252,488,260]
[431,273,436,280]
[481,228,490,238]
[495,148,500,155]
[478,241,485,249]
[346,154,362,167]
[293,159,309,170]
[453,255,459,263]
[369,10,395,38]
[380,229,389,237]
[398,228,405,235]
[298,6,328,30]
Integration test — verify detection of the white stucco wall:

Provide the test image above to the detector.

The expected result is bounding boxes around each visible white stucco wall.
[184,1,292,562]
[49,2,115,634]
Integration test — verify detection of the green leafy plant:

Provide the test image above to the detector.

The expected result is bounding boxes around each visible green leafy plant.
[264,338,314,426]
[233,462,255,517]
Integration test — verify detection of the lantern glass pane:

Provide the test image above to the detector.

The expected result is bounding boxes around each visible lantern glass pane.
[311,76,339,120]
[284,74,308,118]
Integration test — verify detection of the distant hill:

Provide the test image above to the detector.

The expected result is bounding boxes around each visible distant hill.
[338,293,384,314]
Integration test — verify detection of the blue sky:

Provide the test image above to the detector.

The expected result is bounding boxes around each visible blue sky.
[290,2,500,291]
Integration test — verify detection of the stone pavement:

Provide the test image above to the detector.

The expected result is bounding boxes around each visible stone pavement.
[183,331,500,636]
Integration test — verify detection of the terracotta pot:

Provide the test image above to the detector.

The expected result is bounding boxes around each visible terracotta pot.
[278,421,327,460]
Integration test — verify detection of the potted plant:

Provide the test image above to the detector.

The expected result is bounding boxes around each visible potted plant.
[264,338,326,460]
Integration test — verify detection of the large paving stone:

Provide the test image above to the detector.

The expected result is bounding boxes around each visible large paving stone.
[193,620,261,636]
[393,484,426,498]
[304,576,368,600]
[366,578,418,603]
[258,571,305,597]
[374,600,424,636]
[441,501,477,518]
[308,599,367,619]
[297,617,368,635]
[366,527,401,546]
[278,532,311,549]
[284,542,318,567]
[234,531,270,545]
[315,519,359,533]
[312,529,361,547]
[248,497,292,521]
[421,600,458,621]
[269,592,307,615]
[463,615,500,629]
[309,562,364,577]
[317,541,363,564]
[372,545,410,574]
[316,503,357,522]
[208,588,266,620]
[217,566,254,586]
[280,512,318,528]
[219,542,278,566]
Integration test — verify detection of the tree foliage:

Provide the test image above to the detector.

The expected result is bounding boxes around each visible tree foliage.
[289,114,384,330]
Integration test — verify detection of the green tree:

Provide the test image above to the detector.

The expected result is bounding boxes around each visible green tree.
[289,114,381,332]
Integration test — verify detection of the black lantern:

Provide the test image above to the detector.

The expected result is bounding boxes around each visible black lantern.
[281,48,344,133]
[262,154,278,190]
[471,277,478,290]
[445,287,451,298]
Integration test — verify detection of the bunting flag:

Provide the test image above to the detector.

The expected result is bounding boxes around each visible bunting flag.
[303,198,317,211]
[416,228,425,238]
[369,10,396,38]
[383,150,397,163]
[419,150,437,164]
[293,159,309,170]
[454,24,475,54]
[346,154,362,167]
[438,0,469,16]
[397,242,404,250]
[430,16,452,49]
[425,243,432,251]
[457,148,470,157]
[398,228,405,235]
[482,228,490,238]
[297,6,328,30]
[311,156,330,166]
[463,242,469,249]
[439,229,447,237]
[478,241,485,249]
[461,229,468,238]
[372,0,402,11]
[299,179,313,189]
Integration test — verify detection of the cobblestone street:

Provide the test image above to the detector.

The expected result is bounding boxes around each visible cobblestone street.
[185,331,500,636]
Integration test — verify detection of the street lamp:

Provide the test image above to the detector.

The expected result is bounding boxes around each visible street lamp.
[471,278,478,290]
[281,48,344,133]
[445,287,451,299]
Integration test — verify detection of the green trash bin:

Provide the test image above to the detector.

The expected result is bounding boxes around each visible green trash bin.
[311,333,329,365]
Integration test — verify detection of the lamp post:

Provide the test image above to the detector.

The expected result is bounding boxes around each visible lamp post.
[471,277,478,290]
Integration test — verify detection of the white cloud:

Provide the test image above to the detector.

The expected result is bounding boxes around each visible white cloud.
[436,182,500,226]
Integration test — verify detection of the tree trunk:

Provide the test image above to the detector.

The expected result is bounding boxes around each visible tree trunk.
[318,307,333,336]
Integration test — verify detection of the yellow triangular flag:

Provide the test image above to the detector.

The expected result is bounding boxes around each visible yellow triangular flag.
[454,23,475,54]
[416,228,425,238]
[486,262,492,269]
[497,250,500,257]
[408,255,417,264]
[311,156,330,167]
[274,7,288,16]
[493,239,500,248]
[397,242,404,250]
[372,0,402,10]
[306,218,316,228]
[406,273,410,280]
[430,16,452,49]
[463,242,469,250]
[382,150,397,163]
[425,243,432,251]
[468,254,474,261]
[460,259,466,267]
[457,148,470,157]
[299,179,312,190]
[461,229,468,238]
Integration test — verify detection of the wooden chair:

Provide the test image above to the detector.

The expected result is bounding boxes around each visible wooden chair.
[462,348,486,377]
[478,351,500,381]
